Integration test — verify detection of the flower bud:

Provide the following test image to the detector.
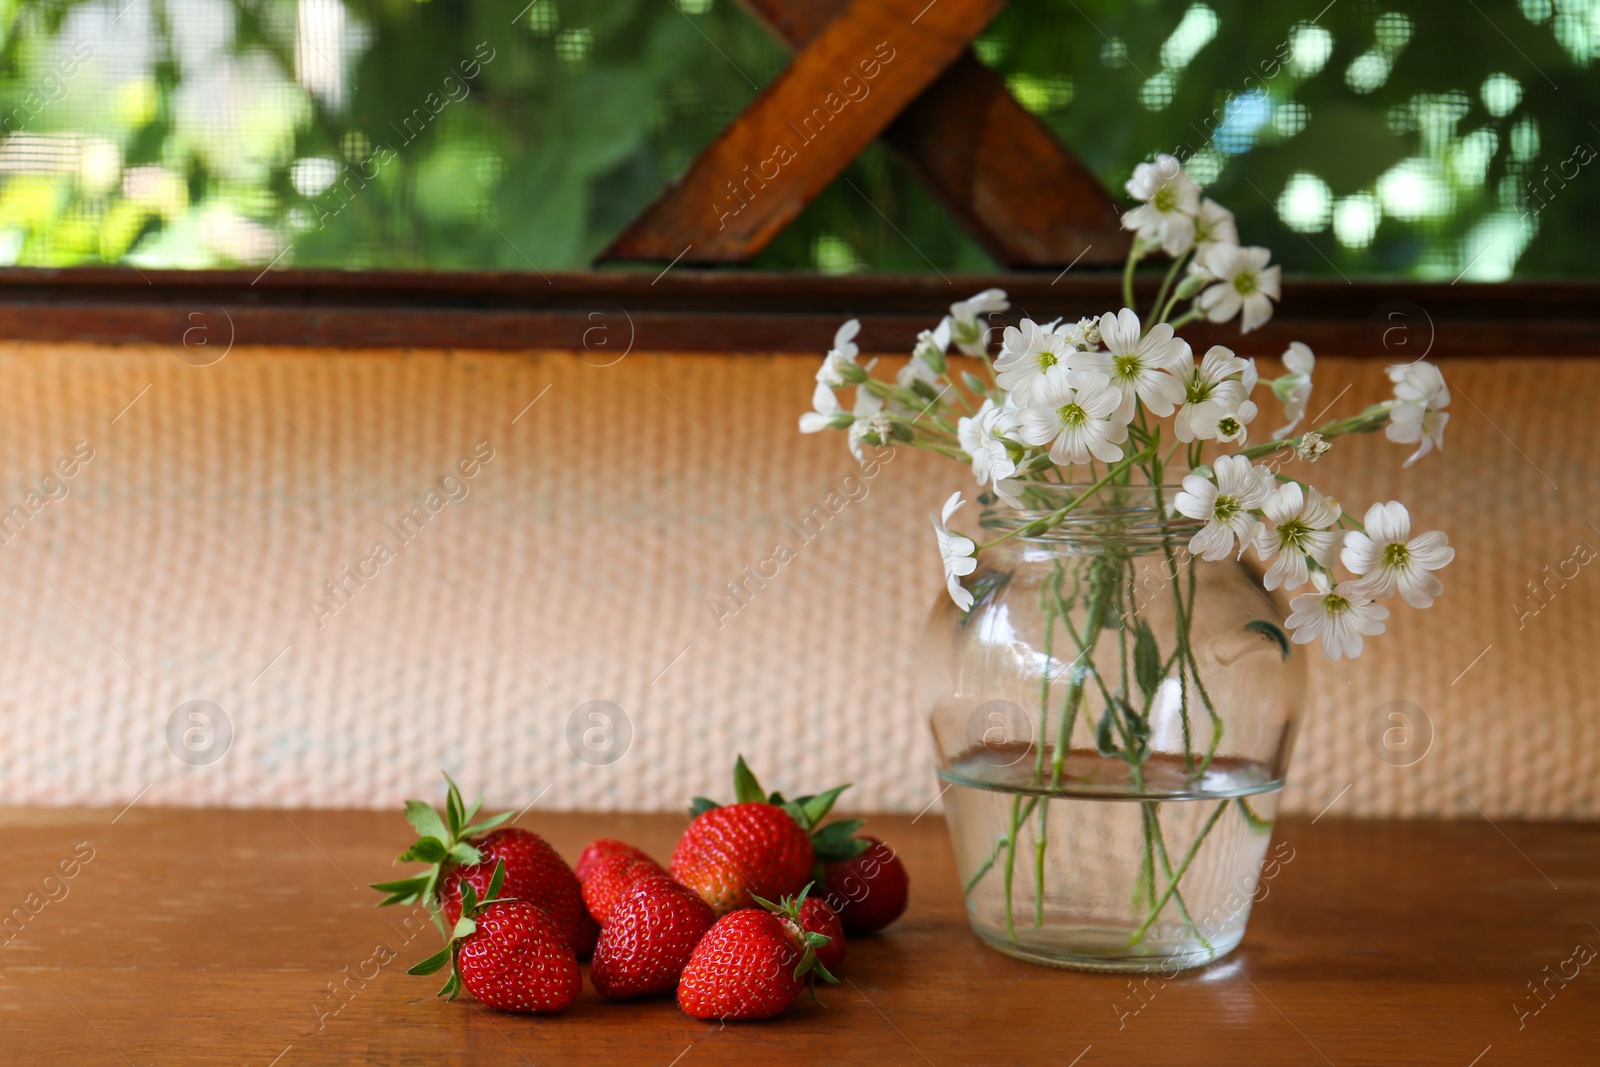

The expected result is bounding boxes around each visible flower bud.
[1173,271,1209,300]
[835,360,869,385]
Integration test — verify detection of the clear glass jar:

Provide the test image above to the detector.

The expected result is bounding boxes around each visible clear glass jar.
[920,484,1307,972]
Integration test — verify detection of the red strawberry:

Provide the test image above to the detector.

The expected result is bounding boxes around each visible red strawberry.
[408,861,581,1014]
[577,839,657,881]
[677,894,835,1021]
[798,896,846,973]
[823,836,908,934]
[581,851,667,925]
[671,756,867,916]
[591,875,716,1000]
[372,774,597,959]
[671,803,812,915]
[441,828,598,959]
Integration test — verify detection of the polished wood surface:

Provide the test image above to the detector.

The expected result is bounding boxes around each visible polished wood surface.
[1,267,1596,355]
[3,808,1595,1064]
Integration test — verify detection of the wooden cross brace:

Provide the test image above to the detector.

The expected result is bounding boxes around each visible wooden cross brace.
[597,0,1129,269]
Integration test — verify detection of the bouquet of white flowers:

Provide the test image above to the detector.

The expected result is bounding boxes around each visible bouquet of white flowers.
[798,155,1460,968]
[801,153,1455,664]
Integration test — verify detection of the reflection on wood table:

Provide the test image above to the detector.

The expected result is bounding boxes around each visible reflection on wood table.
[1,809,1595,1065]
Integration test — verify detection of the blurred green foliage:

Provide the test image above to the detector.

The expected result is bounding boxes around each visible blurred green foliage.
[0,0,1596,277]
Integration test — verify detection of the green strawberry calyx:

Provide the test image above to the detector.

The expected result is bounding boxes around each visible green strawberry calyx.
[752,883,839,995]
[369,772,514,932]
[689,755,871,866]
[406,859,515,1001]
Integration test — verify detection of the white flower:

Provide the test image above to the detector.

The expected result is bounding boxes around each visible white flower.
[957,399,1018,487]
[993,478,1027,509]
[897,352,941,390]
[1340,501,1455,609]
[848,387,886,460]
[1174,454,1272,561]
[799,381,849,433]
[1193,198,1238,256]
[1294,430,1331,462]
[1389,360,1449,405]
[1015,369,1129,466]
[1214,399,1259,445]
[1253,482,1342,591]
[911,317,952,369]
[949,288,1008,356]
[994,318,1074,404]
[1122,154,1200,256]
[816,319,865,387]
[1174,345,1251,443]
[1272,342,1316,439]
[1285,582,1389,661]
[931,491,977,611]
[1073,307,1190,422]
[1064,316,1102,350]
[1197,245,1281,333]
[1385,361,1450,467]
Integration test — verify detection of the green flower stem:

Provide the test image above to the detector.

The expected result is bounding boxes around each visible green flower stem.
[1236,402,1398,464]
[1123,798,1229,948]
[965,796,1039,894]
[1122,244,1143,310]
[1003,794,1023,942]
[975,447,1157,553]
[1168,308,1203,331]
[1145,803,1212,953]
[1033,803,1049,927]
[1148,252,1190,330]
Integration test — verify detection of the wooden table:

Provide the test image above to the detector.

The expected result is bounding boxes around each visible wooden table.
[2,808,1595,1065]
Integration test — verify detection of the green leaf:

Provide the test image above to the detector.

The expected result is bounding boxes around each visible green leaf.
[459,881,478,916]
[732,755,766,805]
[1134,620,1161,703]
[809,820,868,862]
[443,774,466,839]
[689,796,719,818]
[370,875,431,907]
[1095,706,1119,757]
[447,842,483,866]
[461,810,514,838]
[1245,619,1292,661]
[960,371,988,396]
[486,859,507,901]
[799,785,851,828]
[438,971,462,1001]
[408,947,451,976]
[1119,697,1151,761]
[398,837,448,864]
[451,916,477,940]
[779,799,808,828]
[403,800,448,844]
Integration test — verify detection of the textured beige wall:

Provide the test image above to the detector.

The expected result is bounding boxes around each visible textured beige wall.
[0,342,1594,818]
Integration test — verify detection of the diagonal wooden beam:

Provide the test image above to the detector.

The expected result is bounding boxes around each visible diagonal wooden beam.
[599,0,1010,265]
[732,0,1127,267]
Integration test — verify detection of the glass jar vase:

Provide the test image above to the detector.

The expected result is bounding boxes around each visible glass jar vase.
[920,484,1307,972]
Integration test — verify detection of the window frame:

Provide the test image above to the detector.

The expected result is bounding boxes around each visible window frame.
[0,267,1592,356]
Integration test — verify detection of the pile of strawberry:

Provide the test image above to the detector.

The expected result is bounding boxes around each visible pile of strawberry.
[372,758,908,1021]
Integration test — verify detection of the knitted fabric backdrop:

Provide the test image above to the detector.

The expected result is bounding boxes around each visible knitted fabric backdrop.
[0,343,1592,817]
